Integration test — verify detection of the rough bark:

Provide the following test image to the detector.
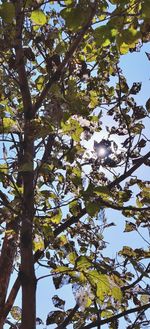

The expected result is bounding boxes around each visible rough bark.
[0,221,18,329]
[0,154,22,328]
[14,1,36,328]
[20,125,36,329]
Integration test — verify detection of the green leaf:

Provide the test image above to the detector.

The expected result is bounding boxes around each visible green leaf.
[119,246,136,258]
[131,123,144,134]
[69,200,81,216]
[117,27,141,54]
[142,0,150,18]
[33,235,44,252]
[10,306,21,321]
[61,119,83,142]
[55,42,67,55]
[35,75,45,91]
[87,271,110,297]
[57,235,68,246]
[0,164,8,174]
[94,186,111,198]
[54,266,69,274]
[48,209,62,224]
[68,252,77,265]
[122,27,141,44]
[31,10,47,25]
[124,221,136,232]
[89,90,99,108]
[94,25,117,48]
[140,294,150,305]
[50,84,65,99]
[85,201,100,217]
[76,256,91,271]
[101,310,113,318]
[0,118,18,133]
[96,275,110,301]
[0,2,15,23]
[111,286,122,301]
[60,6,91,32]
[118,41,130,54]
[118,190,132,203]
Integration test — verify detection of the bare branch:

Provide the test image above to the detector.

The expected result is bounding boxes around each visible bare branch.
[122,264,150,292]
[0,191,18,214]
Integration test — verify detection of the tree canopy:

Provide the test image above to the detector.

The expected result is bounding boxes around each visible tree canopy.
[0,0,150,328]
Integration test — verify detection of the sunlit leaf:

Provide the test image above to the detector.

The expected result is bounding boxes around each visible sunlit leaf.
[111,286,122,301]
[48,209,62,224]
[124,221,136,232]
[33,235,44,252]
[35,75,45,91]
[68,252,77,265]
[69,200,81,216]
[10,306,21,321]
[76,256,92,271]
[0,118,18,133]
[31,10,47,25]
[60,6,91,32]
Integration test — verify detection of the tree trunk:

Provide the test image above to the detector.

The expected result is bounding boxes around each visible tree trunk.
[20,125,36,329]
[14,1,36,327]
[0,318,5,329]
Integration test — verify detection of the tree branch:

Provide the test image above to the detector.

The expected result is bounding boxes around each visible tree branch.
[0,220,18,318]
[33,1,97,115]
[54,208,87,237]
[0,191,18,214]
[34,134,55,186]
[1,276,21,323]
[14,0,33,120]
[81,303,150,329]
[108,151,150,189]
[122,264,150,292]
[96,198,150,212]
[3,150,150,321]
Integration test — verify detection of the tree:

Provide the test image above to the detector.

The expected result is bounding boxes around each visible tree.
[0,0,150,328]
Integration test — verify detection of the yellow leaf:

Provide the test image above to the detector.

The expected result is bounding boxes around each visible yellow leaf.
[35,75,45,91]
[31,10,47,26]
[33,235,44,252]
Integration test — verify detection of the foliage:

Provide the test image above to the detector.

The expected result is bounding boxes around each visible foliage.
[0,0,150,328]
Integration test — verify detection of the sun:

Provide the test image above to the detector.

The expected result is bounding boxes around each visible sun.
[97,146,107,158]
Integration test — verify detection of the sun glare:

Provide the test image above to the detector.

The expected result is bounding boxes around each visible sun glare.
[97,147,106,157]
